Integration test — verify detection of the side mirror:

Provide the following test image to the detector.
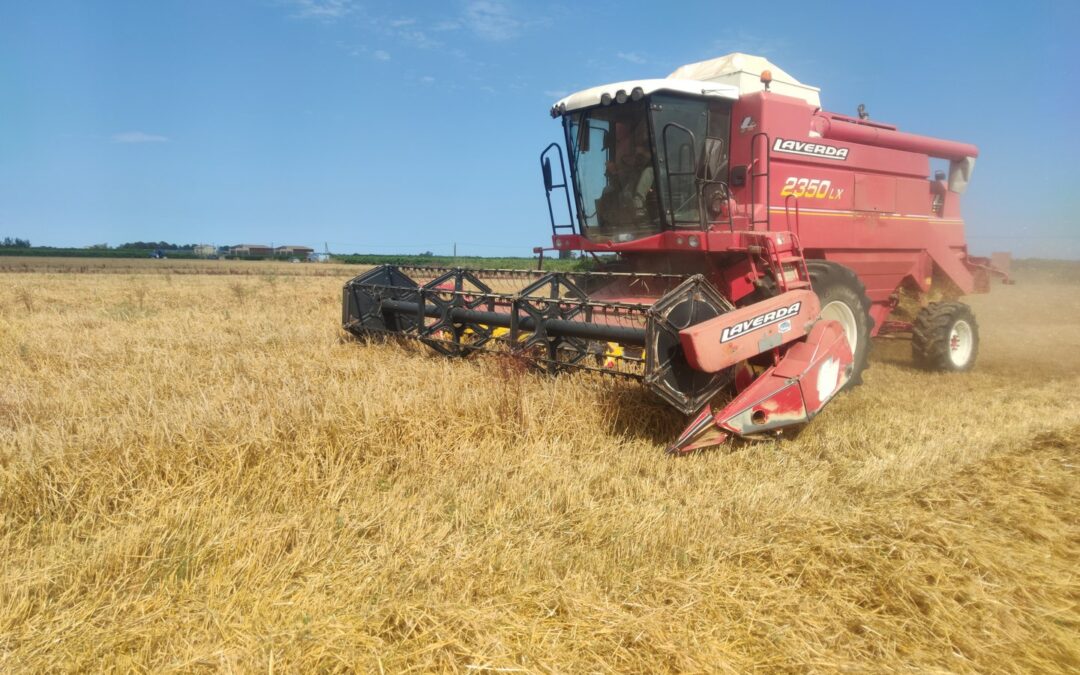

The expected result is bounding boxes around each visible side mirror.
[730,165,747,187]
[542,157,553,192]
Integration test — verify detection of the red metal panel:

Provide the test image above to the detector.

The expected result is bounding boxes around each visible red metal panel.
[771,162,855,212]
[678,289,819,373]
[823,250,925,306]
[753,94,929,177]
[896,177,930,215]
[853,173,896,212]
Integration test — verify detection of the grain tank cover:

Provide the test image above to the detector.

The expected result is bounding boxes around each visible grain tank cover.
[668,52,821,107]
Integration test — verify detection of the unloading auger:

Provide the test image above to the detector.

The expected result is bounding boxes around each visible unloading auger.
[343,53,1008,453]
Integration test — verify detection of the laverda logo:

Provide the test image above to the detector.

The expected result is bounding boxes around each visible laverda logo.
[772,138,849,161]
[720,301,802,343]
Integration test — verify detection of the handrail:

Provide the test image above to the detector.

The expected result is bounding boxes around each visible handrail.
[540,143,576,236]
[661,122,702,230]
[748,132,771,231]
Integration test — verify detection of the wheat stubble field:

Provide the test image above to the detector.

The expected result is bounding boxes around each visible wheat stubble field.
[1,257,1078,672]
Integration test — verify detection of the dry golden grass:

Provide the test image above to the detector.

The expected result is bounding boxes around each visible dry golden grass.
[0,256,362,277]
[1,257,1078,672]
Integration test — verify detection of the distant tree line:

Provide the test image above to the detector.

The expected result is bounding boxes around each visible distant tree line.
[116,241,197,250]
[3,238,206,250]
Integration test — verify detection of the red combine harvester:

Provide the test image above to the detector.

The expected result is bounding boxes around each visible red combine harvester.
[343,53,1008,453]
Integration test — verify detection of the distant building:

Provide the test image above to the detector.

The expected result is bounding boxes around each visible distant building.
[310,252,332,263]
[230,244,273,258]
[193,244,216,258]
[275,245,314,258]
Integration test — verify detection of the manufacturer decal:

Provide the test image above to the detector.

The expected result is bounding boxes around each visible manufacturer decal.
[739,116,757,133]
[780,176,844,200]
[720,301,802,343]
[772,138,849,161]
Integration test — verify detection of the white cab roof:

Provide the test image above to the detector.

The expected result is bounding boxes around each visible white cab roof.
[552,79,739,115]
[552,53,821,115]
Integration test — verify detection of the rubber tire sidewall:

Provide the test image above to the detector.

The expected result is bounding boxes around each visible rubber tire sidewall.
[912,302,979,372]
[806,261,874,387]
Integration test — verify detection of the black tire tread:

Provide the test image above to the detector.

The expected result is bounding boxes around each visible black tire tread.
[912,301,979,371]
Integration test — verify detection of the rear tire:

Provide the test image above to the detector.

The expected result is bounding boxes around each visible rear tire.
[912,302,979,372]
[806,261,874,387]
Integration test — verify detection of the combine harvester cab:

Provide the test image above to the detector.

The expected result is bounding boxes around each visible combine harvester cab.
[343,53,1008,453]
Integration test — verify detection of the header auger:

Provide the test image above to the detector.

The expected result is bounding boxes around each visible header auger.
[343,53,1008,453]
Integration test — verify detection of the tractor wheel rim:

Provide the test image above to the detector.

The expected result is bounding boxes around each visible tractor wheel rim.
[949,319,974,367]
[820,300,858,355]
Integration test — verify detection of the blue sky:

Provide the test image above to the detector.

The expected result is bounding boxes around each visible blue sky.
[1,0,1077,258]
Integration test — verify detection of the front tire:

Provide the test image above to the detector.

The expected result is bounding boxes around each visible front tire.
[912,302,979,372]
[806,261,874,387]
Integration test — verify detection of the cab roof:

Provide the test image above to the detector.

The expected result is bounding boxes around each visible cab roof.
[551,53,821,117]
[551,78,739,117]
